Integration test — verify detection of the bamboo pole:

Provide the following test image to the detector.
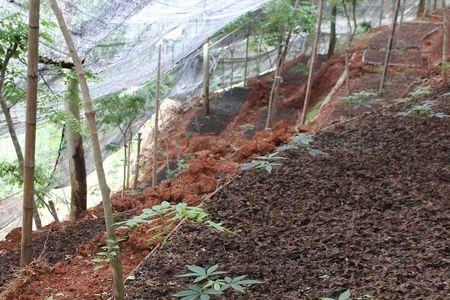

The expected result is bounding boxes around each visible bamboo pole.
[49,1,125,298]
[152,45,162,188]
[299,0,324,125]
[379,0,401,96]
[203,41,210,115]
[21,0,40,266]
[443,0,449,86]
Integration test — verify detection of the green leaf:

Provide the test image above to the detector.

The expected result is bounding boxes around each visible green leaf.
[93,265,104,271]
[200,294,210,300]
[206,264,219,275]
[338,289,351,300]
[186,265,207,275]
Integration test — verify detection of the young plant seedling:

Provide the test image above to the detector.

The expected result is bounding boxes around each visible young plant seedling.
[341,91,378,117]
[115,201,235,245]
[277,133,329,157]
[174,264,261,300]
[241,152,286,173]
[92,238,125,271]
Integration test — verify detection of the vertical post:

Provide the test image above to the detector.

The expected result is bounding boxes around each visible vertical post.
[49,1,124,298]
[21,0,40,267]
[244,26,250,86]
[152,45,162,188]
[230,48,235,87]
[203,41,210,115]
[300,0,324,125]
[379,0,401,96]
[133,133,142,187]
[379,0,384,26]
[442,0,448,85]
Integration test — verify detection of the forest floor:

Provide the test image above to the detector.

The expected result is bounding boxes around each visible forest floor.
[0,14,449,300]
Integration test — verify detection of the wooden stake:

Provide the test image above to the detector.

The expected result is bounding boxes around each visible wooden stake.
[379,0,401,96]
[203,41,210,115]
[133,133,143,187]
[21,0,40,267]
[49,0,124,298]
[300,0,324,125]
[244,26,250,86]
[152,45,162,188]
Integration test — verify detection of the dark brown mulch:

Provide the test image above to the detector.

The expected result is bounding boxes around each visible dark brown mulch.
[186,88,251,135]
[363,48,424,66]
[367,23,439,49]
[125,94,450,299]
[0,213,131,293]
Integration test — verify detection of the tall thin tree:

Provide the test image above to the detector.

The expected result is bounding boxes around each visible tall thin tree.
[328,3,337,58]
[379,0,402,96]
[49,0,125,298]
[64,69,87,220]
[21,0,41,266]
[203,41,210,115]
[300,0,324,125]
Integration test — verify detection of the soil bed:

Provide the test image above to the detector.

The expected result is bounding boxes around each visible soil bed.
[186,88,251,135]
[125,95,450,299]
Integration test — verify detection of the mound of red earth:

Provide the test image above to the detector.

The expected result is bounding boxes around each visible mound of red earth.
[125,91,450,299]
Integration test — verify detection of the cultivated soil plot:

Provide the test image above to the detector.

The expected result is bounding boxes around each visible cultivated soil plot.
[186,88,251,135]
[0,212,131,294]
[125,95,450,299]
[364,22,439,66]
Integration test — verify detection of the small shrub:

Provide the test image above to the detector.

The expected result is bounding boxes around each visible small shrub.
[341,91,378,117]
[174,264,261,300]
[241,152,286,173]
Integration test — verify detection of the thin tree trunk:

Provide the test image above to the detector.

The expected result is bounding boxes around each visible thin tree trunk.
[418,0,425,17]
[244,26,250,86]
[265,0,300,129]
[442,0,449,85]
[21,0,40,267]
[121,132,127,198]
[434,0,438,9]
[152,45,162,188]
[126,136,131,189]
[299,0,323,125]
[379,0,385,26]
[49,1,124,298]
[203,41,210,115]
[328,5,337,58]
[65,70,87,221]
[133,133,142,187]
[426,0,432,16]
[379,0,402,96]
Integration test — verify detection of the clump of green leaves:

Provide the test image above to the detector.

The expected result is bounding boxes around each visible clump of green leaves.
[241,152,286,173]
[397,86,432,105]
[322,289,351,300]
[166,159,188,179]
[396,101,447,119]
[240,123,256,132]
[341,91,378,117]
[115,201,235,244]
[277,133,329,157]
[92,238,125,271]
[174,264,261,300]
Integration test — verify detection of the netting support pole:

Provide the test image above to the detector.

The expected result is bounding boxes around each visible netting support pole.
[244,26,250,86]
[152,45,162,188]
[134,133,142,187]
[49,0,125,298]
[21,0,40,267]
[203,41,210,115]
[379,0,401,96]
